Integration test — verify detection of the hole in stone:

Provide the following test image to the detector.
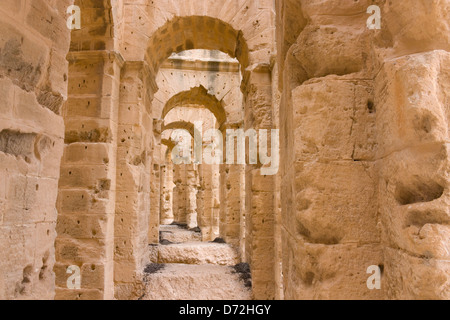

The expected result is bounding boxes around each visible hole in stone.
[405,210,446,228]
[303,272,315,286]
[379,264,384,275]
[395,181,444,205]
[22,265,33,285]
[367,100,375,113]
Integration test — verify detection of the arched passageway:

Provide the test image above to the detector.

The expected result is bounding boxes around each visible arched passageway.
[1,0,449,302]
[109,9,277,299]
[53,0,276,301]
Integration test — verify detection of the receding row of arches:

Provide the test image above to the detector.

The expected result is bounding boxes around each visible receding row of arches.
[56,0,277,300]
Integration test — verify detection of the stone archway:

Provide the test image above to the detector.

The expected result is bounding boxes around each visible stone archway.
[114,9,276,298]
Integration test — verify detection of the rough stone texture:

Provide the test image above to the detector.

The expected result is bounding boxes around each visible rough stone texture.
[160,225,202,243]
[142,264,252,300]
[277,0,449,300]
[0,0,448,301]
[0,0,73,300]
[157,242,240,266]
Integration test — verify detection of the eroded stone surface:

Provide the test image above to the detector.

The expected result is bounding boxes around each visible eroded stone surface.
[157,242,240,266]
[142,264,252,300]
[0,0,448,301]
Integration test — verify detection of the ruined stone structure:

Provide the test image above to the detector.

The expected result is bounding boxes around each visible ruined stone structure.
[0,0,448,300]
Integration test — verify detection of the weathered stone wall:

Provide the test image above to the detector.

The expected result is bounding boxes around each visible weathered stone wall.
[277,0,449,300]
[113,61,153,300]
[1,0,447,301]
[160,148,175,225]
[374,0,450,299]
[0,0,73,300]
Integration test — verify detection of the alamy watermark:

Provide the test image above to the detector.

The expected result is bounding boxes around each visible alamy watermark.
[67,5,81,30]
[66,4,381,31]
[66,265,81,290]
[367,5,381,30]
[170,121,280,176]
[366,265,382,290]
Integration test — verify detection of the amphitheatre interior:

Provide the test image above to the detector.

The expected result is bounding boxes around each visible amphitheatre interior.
[0,0,449,300]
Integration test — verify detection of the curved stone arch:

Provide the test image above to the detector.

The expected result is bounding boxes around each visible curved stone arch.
[162,86,227,126]
[120,1,274,66]
[145,16,250,78]
[121,1,274,65]
[162,121,200,139]
[153,64,244,123]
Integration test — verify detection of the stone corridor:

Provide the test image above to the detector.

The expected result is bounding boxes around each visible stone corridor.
[0,0,449,300]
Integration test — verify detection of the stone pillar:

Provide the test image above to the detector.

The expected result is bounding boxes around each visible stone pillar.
[376,51,450,300]
[114,61,153,299]
[372,2,450,299]
[220,125,244,247]
[55,51,123,300]
[172,164,187,224]
[149,122,163,244]
[196,164,205,236]
[197,163,218,241]
[185,164,198,229]
[160,153,175,225]
[239,165,247,260]
[244,67,276,300]
[211,164,221,240]
[0,0,73,300]
[275,1,386,300]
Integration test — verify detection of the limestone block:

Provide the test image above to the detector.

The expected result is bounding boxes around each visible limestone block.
[385,248,450,300]
[375,51,450,158]
[55,288,104,301]
[286,79,377,169]
[157,242,240,266]
[160,225,202,243]
[379,144,449,260]
[143,264,252,300]
[56,214,112,240]
[63,143,110,165]
[383,0,450,51]
[64,98,103,119]
[59,165,110,189]
[282,233,384,300]
[55,238,109,264]
[294,161,380,245]
[292,25,367,82]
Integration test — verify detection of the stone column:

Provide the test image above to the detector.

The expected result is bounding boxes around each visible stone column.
[172,164,186,224]
[55,51,123,300]
[243,67,276,300]
[0,0,72,300]
[197,163,218,241]
[160,153,175,225]
[148,121,163,244]
[196,164,205,236]
[185,164,199,229]
[376,52,450,300]
[113,61,153,299]
[220,125,244,247]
